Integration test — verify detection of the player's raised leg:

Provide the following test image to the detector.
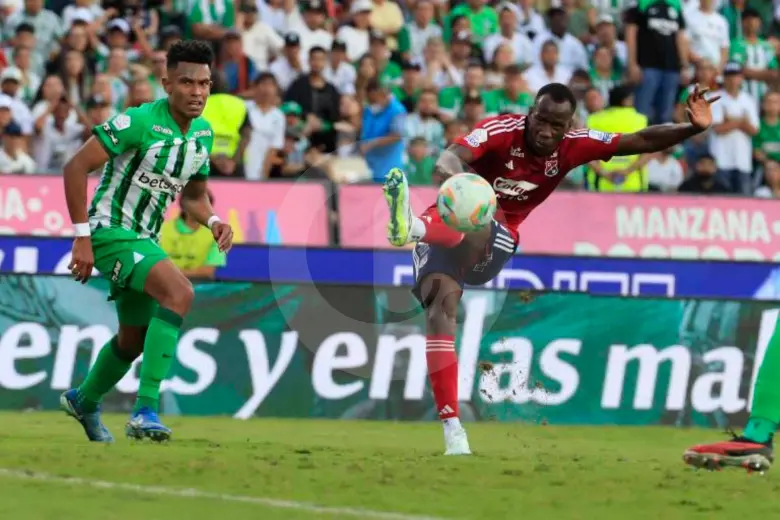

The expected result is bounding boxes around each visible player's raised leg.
[124,259,194,441]
[683,317,779,471]
[383,168,491,250]
[60,327,144,442]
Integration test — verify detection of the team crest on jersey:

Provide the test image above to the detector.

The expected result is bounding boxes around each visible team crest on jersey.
[544,158,559,177]
[464,128,488,147]
[112,114,131,131]
[588,130,614,143]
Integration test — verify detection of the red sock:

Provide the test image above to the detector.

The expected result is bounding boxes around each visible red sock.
[426,335,459,420]
[421,220,464,248]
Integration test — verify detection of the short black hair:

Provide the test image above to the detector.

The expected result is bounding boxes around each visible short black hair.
[166,40,214,70]
[571,68,590,82]
[254,71,277,85]
[742,7,761,20]
[365,78,384,93]
[309,45,327,57]
[16,22,34,34]
[608,85,634,107]
[535,83,577,112]
[504,64,522,76]
[541,39,558,51]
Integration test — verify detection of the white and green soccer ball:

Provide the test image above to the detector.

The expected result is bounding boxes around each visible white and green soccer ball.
[437,173,497,232]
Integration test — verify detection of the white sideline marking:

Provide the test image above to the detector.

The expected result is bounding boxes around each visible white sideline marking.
[0,468,446,520]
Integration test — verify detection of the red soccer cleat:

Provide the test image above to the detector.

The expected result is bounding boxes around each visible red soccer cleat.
[683,435,773,472]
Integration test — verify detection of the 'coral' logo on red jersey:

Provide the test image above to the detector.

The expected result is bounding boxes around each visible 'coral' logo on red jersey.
[493,178,538,200]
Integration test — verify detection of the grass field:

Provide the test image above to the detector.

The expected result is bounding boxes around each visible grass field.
[0,412,778,520]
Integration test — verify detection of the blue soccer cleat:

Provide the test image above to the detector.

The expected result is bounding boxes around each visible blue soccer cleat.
[125,407,172,442]
[60,389,114,443]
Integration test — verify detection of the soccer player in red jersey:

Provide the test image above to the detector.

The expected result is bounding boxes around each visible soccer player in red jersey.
[382,82,718,455]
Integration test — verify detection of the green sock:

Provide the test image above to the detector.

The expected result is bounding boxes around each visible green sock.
[134,307,183,413]
[77,336,133,413]
[745,317,780,443]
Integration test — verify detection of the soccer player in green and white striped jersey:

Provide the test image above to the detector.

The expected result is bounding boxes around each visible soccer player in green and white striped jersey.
[60,40,234,443]
[729,8,778,107]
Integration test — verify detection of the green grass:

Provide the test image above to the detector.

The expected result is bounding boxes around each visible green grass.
[0,412,777,520]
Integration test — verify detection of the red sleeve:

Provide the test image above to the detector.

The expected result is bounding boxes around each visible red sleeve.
[454,115,520,161]
[566,129,623,168]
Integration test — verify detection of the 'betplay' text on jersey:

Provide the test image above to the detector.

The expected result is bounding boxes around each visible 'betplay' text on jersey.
[89,99,214,240]
[453,114,622,240]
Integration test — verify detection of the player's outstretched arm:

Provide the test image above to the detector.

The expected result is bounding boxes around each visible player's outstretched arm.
[433,144,475,185]
[615,84,719,156]
[181,179,233,252]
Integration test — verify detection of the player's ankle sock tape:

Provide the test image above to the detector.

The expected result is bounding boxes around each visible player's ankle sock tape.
[744,417,777,444]
[136,307,183,411]
[78,336,132,408]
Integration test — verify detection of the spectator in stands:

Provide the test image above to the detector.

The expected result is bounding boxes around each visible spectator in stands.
[589,45,622,101]
[710,61,759,193]
[160,191,226,280]
[284,0,333,62]
[0,121,35,174]
[445,0,497,45]
[404,87,445,153]
[359,78,406,181]
[397,0,442,63]
[5,0,62,63]
[84,93,111,126]
[354,54,378,103]
[202,74,250,178]
[730,8,778,109]
[240,0,284,71]
[686,0,730,73]
[421,37,460,89]
[443,118,468,146]
[586,85,649,192]
[483,3,533,69]
[647,147,684,192]
[61,0,104,29]
[10,51,40,105]
[189,0,235,41]
[7,22,44,79]
[439,61,485,121]
[335,94,361,156]
[245,72,285,181]
[569,69,592,126]
[337,0,373,62]
[462,90,485,128]
[625,0,689,124]
[126,78,154,108]
[32,94,88,173]
[533,7,589,72]
[369,31,402,87]
[447,31,477,85]
[218,30,257,97]
[285,45,341,153]
[484,42,514,90]
[523,40,572,94]
[393,59,423,112]
[754,91,780,167]
[271,33,306,92]
[60,48,92,107]
[583,86,605,115]
[405,136,435,185]
[369,0,406,44]
[587,15,626,73]
[755,159,780,197]
[1,68,33,135]
[678,153,732,193]
[325,39,358,96]
[513,0,545,40]
[484,65,533,116]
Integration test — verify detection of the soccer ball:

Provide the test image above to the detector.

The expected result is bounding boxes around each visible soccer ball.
[437,173,497,232]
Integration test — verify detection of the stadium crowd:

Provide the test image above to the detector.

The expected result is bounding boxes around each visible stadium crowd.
[0,0,779,198]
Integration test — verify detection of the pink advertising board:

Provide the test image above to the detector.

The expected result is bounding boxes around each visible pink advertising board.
[338,185,780,261]
[0,175,330,245]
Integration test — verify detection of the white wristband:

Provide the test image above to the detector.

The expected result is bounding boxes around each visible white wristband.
[73,223,91,237]
[207,215,222,229]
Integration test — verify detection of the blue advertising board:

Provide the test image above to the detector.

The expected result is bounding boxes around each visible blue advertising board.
[0,236,779,300]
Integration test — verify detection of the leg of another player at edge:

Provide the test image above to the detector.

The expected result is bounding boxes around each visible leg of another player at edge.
[383,167,491,251]
[420,273,472,456]
[684,317,780,471]
[61,327,145,442]
[126,260,193,442]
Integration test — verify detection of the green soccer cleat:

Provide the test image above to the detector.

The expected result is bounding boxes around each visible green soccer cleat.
[383,168,413,247]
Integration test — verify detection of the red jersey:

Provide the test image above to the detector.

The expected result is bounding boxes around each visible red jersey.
[451,114,622,240]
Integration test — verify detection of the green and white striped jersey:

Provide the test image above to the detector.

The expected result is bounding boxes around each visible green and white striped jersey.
[90,99,214,240]
[730,38,778,105]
